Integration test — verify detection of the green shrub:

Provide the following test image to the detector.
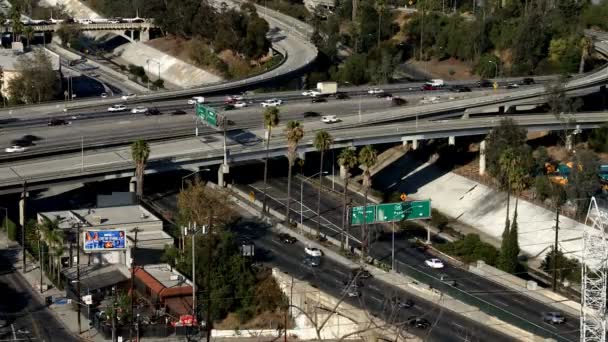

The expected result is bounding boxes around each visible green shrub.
[6,218,17,241]
[541,246,582,284]
[437,234,500,266]
[430,208,449,230]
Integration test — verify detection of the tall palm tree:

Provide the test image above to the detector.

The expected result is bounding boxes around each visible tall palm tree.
[38,217,63,281]
[262,107,280,215]
[131,140,150,199]
[284,121,304,224]
[10,7,23,43]
[313,130,333,238]
[23,26,33,48]
[338,148,358,251]
[358,145,377,260]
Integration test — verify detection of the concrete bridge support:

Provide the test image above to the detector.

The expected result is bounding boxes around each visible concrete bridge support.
[129,177,136,193]
[448,136,455,145]
[601,85,607,109]
[479,140,486,175]
[19,192,28,228]
[411,138,419,150]
[140,29,150,42]
[218,164,229,187]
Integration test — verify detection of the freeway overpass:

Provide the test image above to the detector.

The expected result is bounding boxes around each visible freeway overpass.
[0,112,605,194]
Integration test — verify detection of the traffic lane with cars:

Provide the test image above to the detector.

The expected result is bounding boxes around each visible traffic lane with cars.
[243,177,579,341]
[0,248,78,342]
[230,217,516,342]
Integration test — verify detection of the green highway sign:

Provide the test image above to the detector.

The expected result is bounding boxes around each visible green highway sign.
[351,206,376,225]
[351,200,431,225]
[196,103,218,127]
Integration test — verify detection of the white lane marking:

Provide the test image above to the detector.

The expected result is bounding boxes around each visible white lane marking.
[494,300,510,307]
[369,295,383,302]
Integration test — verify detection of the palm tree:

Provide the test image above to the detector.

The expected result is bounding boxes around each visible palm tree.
[338,148,358,250]
[262,107,280,215]
[10,7,23,43]
[358,145,377,260]
[38,217,63,282]
[313,130,333,238]
[131,140,150,198]
[284,121,304,224]
[376,0,386,46]
[23,26,33,48]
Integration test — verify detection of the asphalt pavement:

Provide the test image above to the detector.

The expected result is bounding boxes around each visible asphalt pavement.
[0,246,78,342]
[240,177,580,342]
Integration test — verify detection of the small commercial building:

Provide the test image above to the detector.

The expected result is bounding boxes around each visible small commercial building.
[133,264,194,319]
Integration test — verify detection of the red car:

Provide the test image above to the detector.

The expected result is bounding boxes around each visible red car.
[422,84,438,91]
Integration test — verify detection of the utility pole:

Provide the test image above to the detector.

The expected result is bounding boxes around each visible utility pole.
[111,292,117,342]
[191,222,196,319]
[38,230,43,293]
[21,181,27,273]
[552,206,560,291]
[206,213,213,342]
[129,227,140,341]
[76,223,81,334]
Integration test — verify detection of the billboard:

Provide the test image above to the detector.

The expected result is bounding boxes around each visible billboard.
[83,230,126,251]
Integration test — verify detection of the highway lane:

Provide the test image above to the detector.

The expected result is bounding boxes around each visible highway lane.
[146,188,515,341]
[240,177,580,342]
[0,247,79,342]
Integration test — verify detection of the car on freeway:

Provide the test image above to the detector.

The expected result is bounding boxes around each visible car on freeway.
[302,90,321,97]
[304,246,322,257]
[424,258,444,269]
[422,84,438,91]
[542,312,566,324]
[350,268,372,279]
[478,79,493,87]
[368,87,384,95]
[390,297,414,309]
[100,92,108,98]
[391,97,407,106]
[303,111,320,118]
[5,145,27,153]
[408,316,430,329]
[439,273,457,286]
[48,118,70,126]
[321,115,339,124]
[261,99,283,107]
[146,108,161,116]
[506,83,520,89]
[171,110,187,115]
[521,77,535,85]
[277,233,297,244]
[451,86,471,92]
[108,104,127,112]
[188,96,205,105]
[376,92,392,99]
[11,138,32,147]
[232,95,244,101]
[302,256,320,267]
[233,101,248,108]
[121,93,136,100]
[131,106,148,114]
[336,92,350,100]
[311,97,327,103]
[224,104,235,111]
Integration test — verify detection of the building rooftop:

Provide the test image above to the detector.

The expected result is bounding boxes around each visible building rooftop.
[0,47,61,71]
[39,205,160,229]
[141,264,192,289]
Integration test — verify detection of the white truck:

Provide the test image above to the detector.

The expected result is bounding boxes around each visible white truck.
[187,96,205,105]
[316,82,338,95]
[425,79,445,87]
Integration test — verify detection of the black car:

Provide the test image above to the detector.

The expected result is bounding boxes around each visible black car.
[303,111,320,118]
[48,118,69,126]
[391,297,414,309]
[11,139,32,147]
[311,97,327,103]
[376,92,392,98]
[408,316,430,329]
[478,79,493,88]
[336,92,350,100]
[277,233,296,244]
[350,268,372,279]
[145,107,161,116]
[171,110,187,115]
[522,77,535,85]
[452,86,471,93]
[391,97,407,106]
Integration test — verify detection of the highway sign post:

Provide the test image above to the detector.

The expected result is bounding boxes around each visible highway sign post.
[351,206,375,225]
[196,103,218,127]
[350,200,431,225]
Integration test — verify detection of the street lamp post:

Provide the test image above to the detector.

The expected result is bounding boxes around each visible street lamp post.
[488,60,498,79]
[300,171,328,234]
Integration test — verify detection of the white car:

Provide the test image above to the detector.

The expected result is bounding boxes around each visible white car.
[321,115,339,123]
[302,90,321,97]
[108,104,127,112]
[131,106,148,114]
[233,101,248,108]
[5,145,27,153]
[425,258,444,269]
[304,247,322,257]
[232,95,244,101]
[368,88,384,95]
[188,96,205,105]
[121,93,136,100]
[261,99,283,107]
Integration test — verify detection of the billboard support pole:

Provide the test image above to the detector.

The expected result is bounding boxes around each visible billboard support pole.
[191,222,196,321]
[76,223,81,334]
[129,227,140,342]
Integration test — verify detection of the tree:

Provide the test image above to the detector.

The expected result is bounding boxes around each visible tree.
[358,145,377,259]
[566,150,600,218]
[10,6,23,42]
[313,130,333,238]
[56,23,80,47]
[338,148,358,251]
[8,49,58,103]
[589,124,608,153]
[130,140,150,198]
[579,36,592,74]
[284,121,305,224]
[178,178,235,228]
[262,107,280,215]
[541,246,581,284]
[38,216,64,282]
[22,26,33,48]
[485,118,530,188]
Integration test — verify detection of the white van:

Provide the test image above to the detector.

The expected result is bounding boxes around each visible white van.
[188,96,205,105]
[426,79,445,87]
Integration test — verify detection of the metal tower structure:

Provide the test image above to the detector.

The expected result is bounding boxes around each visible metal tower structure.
[581,197,608,342]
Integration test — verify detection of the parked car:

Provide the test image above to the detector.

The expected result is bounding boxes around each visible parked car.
[131,106,148,114]
[302,256,320,267]
[302,111,320,118]
[48,118,70,126]
[5,145,27,153]
[439,274,457,286]
[121,93,136,100]
[408,316,430,329]
[108,104,127,112]
[277,233,296,244]
[368,88,384,95]
[424,258,444,269]
[321,115,339,124]
[304,246,322,257]
[146,108,161,116]
[311,97,327,103]
[542,312,566,324]
[261,99,283,107]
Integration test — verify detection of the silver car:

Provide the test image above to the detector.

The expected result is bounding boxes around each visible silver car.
[542,312,565,324]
